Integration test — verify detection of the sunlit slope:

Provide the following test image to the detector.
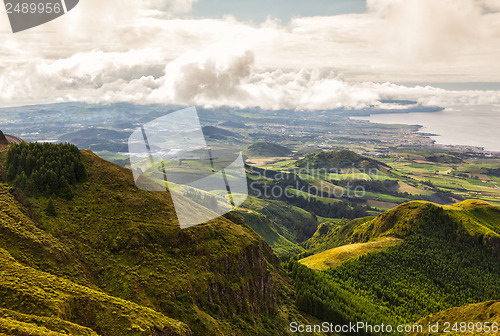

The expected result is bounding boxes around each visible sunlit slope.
[0,148,316,336]
[302,199,500,269]
[0,184,189,336]
[299,237,403,270]
[351,200,500,247]
[0,246,189,336]
[294,199,500,330]
[409,300,500,336]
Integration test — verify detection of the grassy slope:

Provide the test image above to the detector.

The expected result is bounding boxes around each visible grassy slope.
[299,237,403,270]
[293,199,500,333]
[350,200,500,245]
[296,150,387,170]
[302,217,375,253]
[245,142,292,157]
[409,301,500,336]
[235,196,318,257]
[326,200,500,322]
[300,199,500,271]
[0,149,316,336]
[233,207,305,257]
[0,184,189,336]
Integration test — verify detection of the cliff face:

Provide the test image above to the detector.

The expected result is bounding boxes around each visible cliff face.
[0,131,8,145]
[0,149,311,336]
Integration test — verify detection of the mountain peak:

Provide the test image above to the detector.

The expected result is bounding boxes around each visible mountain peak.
[296,150,388,170]
[352,200,499,243]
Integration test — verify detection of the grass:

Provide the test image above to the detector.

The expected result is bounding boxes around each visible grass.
[233,208,305,257]
[299,236,403,270]
[397,181,431,195]
[0,308,100,336]
[409,301,500,336]
[238,197,317,245]
[363,191,411,203]
[350,200,500,245]
[0,148,314,336]
[0,245,190,336]
[286,188,343,205]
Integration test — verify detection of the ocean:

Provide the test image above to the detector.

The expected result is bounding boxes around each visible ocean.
[351,105,500,152]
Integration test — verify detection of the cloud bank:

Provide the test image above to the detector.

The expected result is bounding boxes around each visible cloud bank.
[2,47,499,110]
[0,0,499,109]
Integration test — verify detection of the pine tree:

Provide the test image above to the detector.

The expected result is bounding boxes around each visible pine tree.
[58,176,73,200]
[45,199,57,217]
[6,164,16,181]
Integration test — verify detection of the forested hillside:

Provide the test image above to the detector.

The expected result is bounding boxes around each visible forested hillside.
[0,145,318,336]
[291,200,500,335]
[6,143,87,199]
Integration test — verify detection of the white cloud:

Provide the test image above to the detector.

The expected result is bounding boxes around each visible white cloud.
[2,47,499,110]
[367,0,490,62]
[0,0,499,108]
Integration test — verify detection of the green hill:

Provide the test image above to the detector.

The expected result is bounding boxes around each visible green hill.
[0,145,316,336]
[299,236,403,270]
[201,126,238,139]
[234,207,305,258]
[219,120,247,129]
[234,197,318,258]
[302,217,375,253]
[350,200,500,248]
[245,142,293,157]
[409,300,500,335]
[290,200,500,334]
[425,153,464,164]
[296,150,388,170]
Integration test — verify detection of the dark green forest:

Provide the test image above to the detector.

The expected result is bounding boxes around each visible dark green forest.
[5,142,87,199]
[286,204,500,335]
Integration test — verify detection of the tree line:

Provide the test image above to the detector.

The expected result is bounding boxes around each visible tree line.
[6,142,87,200]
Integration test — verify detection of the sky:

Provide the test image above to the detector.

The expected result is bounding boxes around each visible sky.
[190,0,367,23]
[0,0,499,109]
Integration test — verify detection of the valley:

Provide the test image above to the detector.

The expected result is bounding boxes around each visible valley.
[0,102,499,335]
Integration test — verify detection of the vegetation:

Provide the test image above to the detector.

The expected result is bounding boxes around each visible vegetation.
[252,198,318,241]
[302,217,375,253]
[201,126,237,139]
[247,166,370,220]
[6,143,87,199]
[299,236,403,270]
[0,131,8,146]
[292,200,500,335]
[234,206,306,258]
[0,128,499,336]
[246,142,293,157]
[296,150,388,170]
[285,261,402,335]
[409,300,500,336]
[0,145,315,336]
[425,153,464,164]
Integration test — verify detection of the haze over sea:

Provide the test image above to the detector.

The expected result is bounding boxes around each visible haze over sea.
[351,105,500,152]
